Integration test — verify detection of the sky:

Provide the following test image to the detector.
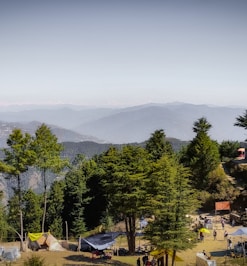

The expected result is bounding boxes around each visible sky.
[1,0,247,107]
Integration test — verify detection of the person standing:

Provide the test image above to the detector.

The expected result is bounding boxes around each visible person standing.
[224,230,228,239]
[137,257,141,266]
[213,229,217,240]
[200,231,204,241]
[221,218,225,229]
[228,238,232,250]
[142,254,148,266]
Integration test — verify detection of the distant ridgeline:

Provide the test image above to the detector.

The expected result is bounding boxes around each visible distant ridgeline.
[61,138,189,161]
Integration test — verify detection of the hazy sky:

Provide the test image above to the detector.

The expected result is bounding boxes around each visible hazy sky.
[1,0,247,107]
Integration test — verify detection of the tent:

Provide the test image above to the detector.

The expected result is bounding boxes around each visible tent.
[80,232,121,251]
[27,232,65,251]
[230,228,247,256]
[230,228,247,236]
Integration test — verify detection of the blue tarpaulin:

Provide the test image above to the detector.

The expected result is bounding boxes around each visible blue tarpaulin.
[81,232,121,251]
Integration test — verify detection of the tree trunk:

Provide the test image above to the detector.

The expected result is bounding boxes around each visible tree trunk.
[158,256,165,266]
[165,252,168,266]
[42,169,47,232]
[124,214,136,254]
[171,250,176,266]
[17,175,24,251]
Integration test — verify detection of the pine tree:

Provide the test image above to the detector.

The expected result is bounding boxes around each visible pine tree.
[234,110,247,141]
[183,118,220,190]
[32,124,69,232]
[144,155,198,266]
[23,189,43,232]
[63,156,93,237]
[100,145,149,253]
[0,191,8,241]
[46,180,65,238]
[145,129,173,161]
[2,129,35,250]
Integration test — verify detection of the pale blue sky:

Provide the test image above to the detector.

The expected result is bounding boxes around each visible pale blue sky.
[1,0,247,107]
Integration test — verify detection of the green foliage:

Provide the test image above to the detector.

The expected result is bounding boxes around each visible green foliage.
[3,129,36,176]
[84,164,107,230]
[46,180,65,238]
[185,130,220,190]
[32,124,69,173]
[99,145,150,253]
[144,154,198,264]
[0,191,8,241]
[6,193,19,241]
[23,255,45,266]
[23,190,43,232]
[219,140,240,161]
[234,110,247,131]
[100,209,114,232]
[1,128,36,249]
[234,109,247,141]
[145,129,173,161]
[32,123,69,232]
[192,117,212,134]
[207,165,240,202]
[63,157,93,237]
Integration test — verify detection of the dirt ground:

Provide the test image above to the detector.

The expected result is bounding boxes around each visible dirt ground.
[0,217,246,266]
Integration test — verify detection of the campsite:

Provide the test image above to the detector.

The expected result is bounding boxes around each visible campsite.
[2,215,247,265]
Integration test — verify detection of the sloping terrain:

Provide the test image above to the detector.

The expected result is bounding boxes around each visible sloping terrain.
[0,103,245,144]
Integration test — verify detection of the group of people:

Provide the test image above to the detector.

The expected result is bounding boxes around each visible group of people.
[137,254,156,266]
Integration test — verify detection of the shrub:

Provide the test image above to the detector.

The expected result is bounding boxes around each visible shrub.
[23,255,45,266]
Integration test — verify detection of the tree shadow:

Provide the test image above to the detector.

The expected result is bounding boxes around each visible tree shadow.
[63,254,132,265]
[210,250,227,257]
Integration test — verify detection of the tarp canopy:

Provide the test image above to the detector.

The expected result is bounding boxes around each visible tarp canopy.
[82,232,121,250]
[230,228,247,236]
[150,249,183,261]
[215,201,230,211]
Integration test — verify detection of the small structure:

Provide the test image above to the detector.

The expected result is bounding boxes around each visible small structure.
[196,252,216,266]
[237,148,245,159]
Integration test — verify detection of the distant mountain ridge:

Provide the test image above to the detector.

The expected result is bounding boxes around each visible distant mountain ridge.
[0,103,245,144]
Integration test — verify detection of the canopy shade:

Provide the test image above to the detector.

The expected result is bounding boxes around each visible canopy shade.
[199,228,210,234]
[81,232,121,250]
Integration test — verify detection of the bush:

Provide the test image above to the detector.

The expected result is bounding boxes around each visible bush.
[23,255,45,266]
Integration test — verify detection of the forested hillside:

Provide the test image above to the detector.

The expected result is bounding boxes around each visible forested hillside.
[0,113,247,263]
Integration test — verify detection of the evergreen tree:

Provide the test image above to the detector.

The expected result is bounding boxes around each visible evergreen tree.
[184,118,220,190]
[32,124,69,232]
[234,110,247,141]
[23,189,43,233]
[100,145,149,253]
[193,117,212,134]
[63,156,92,237]
[84,156,107,230]
[46,180,65,238]
[144,155,198,266]
[2,129,35,250]
[145,129,173,161]
[219,140,239,161]
[0,191,8,242]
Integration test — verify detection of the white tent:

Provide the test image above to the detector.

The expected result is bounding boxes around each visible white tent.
[230,228,247,236]
[230,227,247,256]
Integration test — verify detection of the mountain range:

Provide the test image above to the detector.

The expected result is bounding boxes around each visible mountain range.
[0,102,246,146]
